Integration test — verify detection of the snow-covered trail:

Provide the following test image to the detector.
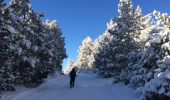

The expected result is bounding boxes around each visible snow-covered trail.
[1,74,139,100]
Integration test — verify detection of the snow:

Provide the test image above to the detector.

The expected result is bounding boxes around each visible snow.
[163,55,170,65]
[150,33,162,43]
[119,0,129,3]
[23,56,28,61]
[1,74,139,100]
[23,38,31,49]
[22,57,37,68]
[18,47,22,55]
[164,69,170,80]
[142,78,165,95]
[7,25,17,33]
[45,19,58,29]
[157,72,163,78]
[48,50,53,57]
[162,43,170,50]
[30,59,36,68]
[107,20,117,31]
[158,87,165,94]
[9,45,15,50]
[33,46,38,52]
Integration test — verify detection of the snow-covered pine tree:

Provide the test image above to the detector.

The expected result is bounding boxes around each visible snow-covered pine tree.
[8,0,44,87]
[44,19,67,73]
[77,36,94,70]
[93,0,149,78]
[108,0,144,54]
[122,13,157,87]
[0,0,15,92]
[94,31,113,52]
[0,0,67,92]
[7,0,67,87]
[139,11,170,100]
[116,14,153,84]
[118,10,170,99]
[93,42,120,77]
[92,32,116,77]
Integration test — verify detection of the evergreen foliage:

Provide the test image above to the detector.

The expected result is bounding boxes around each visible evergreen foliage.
[0,0,67,92]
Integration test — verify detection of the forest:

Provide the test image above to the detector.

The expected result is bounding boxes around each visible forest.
[1,0,170,100]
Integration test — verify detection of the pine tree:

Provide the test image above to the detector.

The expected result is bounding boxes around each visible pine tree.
[108,0,143,54]
[8,0,67,87]
[113,3,156,85]
[44,19,67,72]
[0,0,15,92]
[140,11,170,100]
[93,0,152,78]
[92,32,115,77]
[0,0,67,92]
[77,36,94,70]
[8,0,42,86]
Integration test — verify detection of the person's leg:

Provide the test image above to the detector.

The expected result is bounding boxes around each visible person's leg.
[72,77,75,87]
[70,78,72,88]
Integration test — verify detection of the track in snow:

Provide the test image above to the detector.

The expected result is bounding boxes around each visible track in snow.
[1,74,139,100]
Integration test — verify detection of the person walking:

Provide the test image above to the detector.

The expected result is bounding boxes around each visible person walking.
[69,67,77,88]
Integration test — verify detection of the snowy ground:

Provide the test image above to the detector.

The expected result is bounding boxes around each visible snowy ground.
[1,73,139,100]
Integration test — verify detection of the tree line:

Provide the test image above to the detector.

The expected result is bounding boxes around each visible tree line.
[73,0,170,99]
[0,0,67,92]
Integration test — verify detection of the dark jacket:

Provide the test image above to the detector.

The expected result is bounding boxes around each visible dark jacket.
[69,68,77,78]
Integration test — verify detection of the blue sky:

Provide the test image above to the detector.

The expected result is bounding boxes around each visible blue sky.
[31,0,118,69]
[5,0,170,69]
